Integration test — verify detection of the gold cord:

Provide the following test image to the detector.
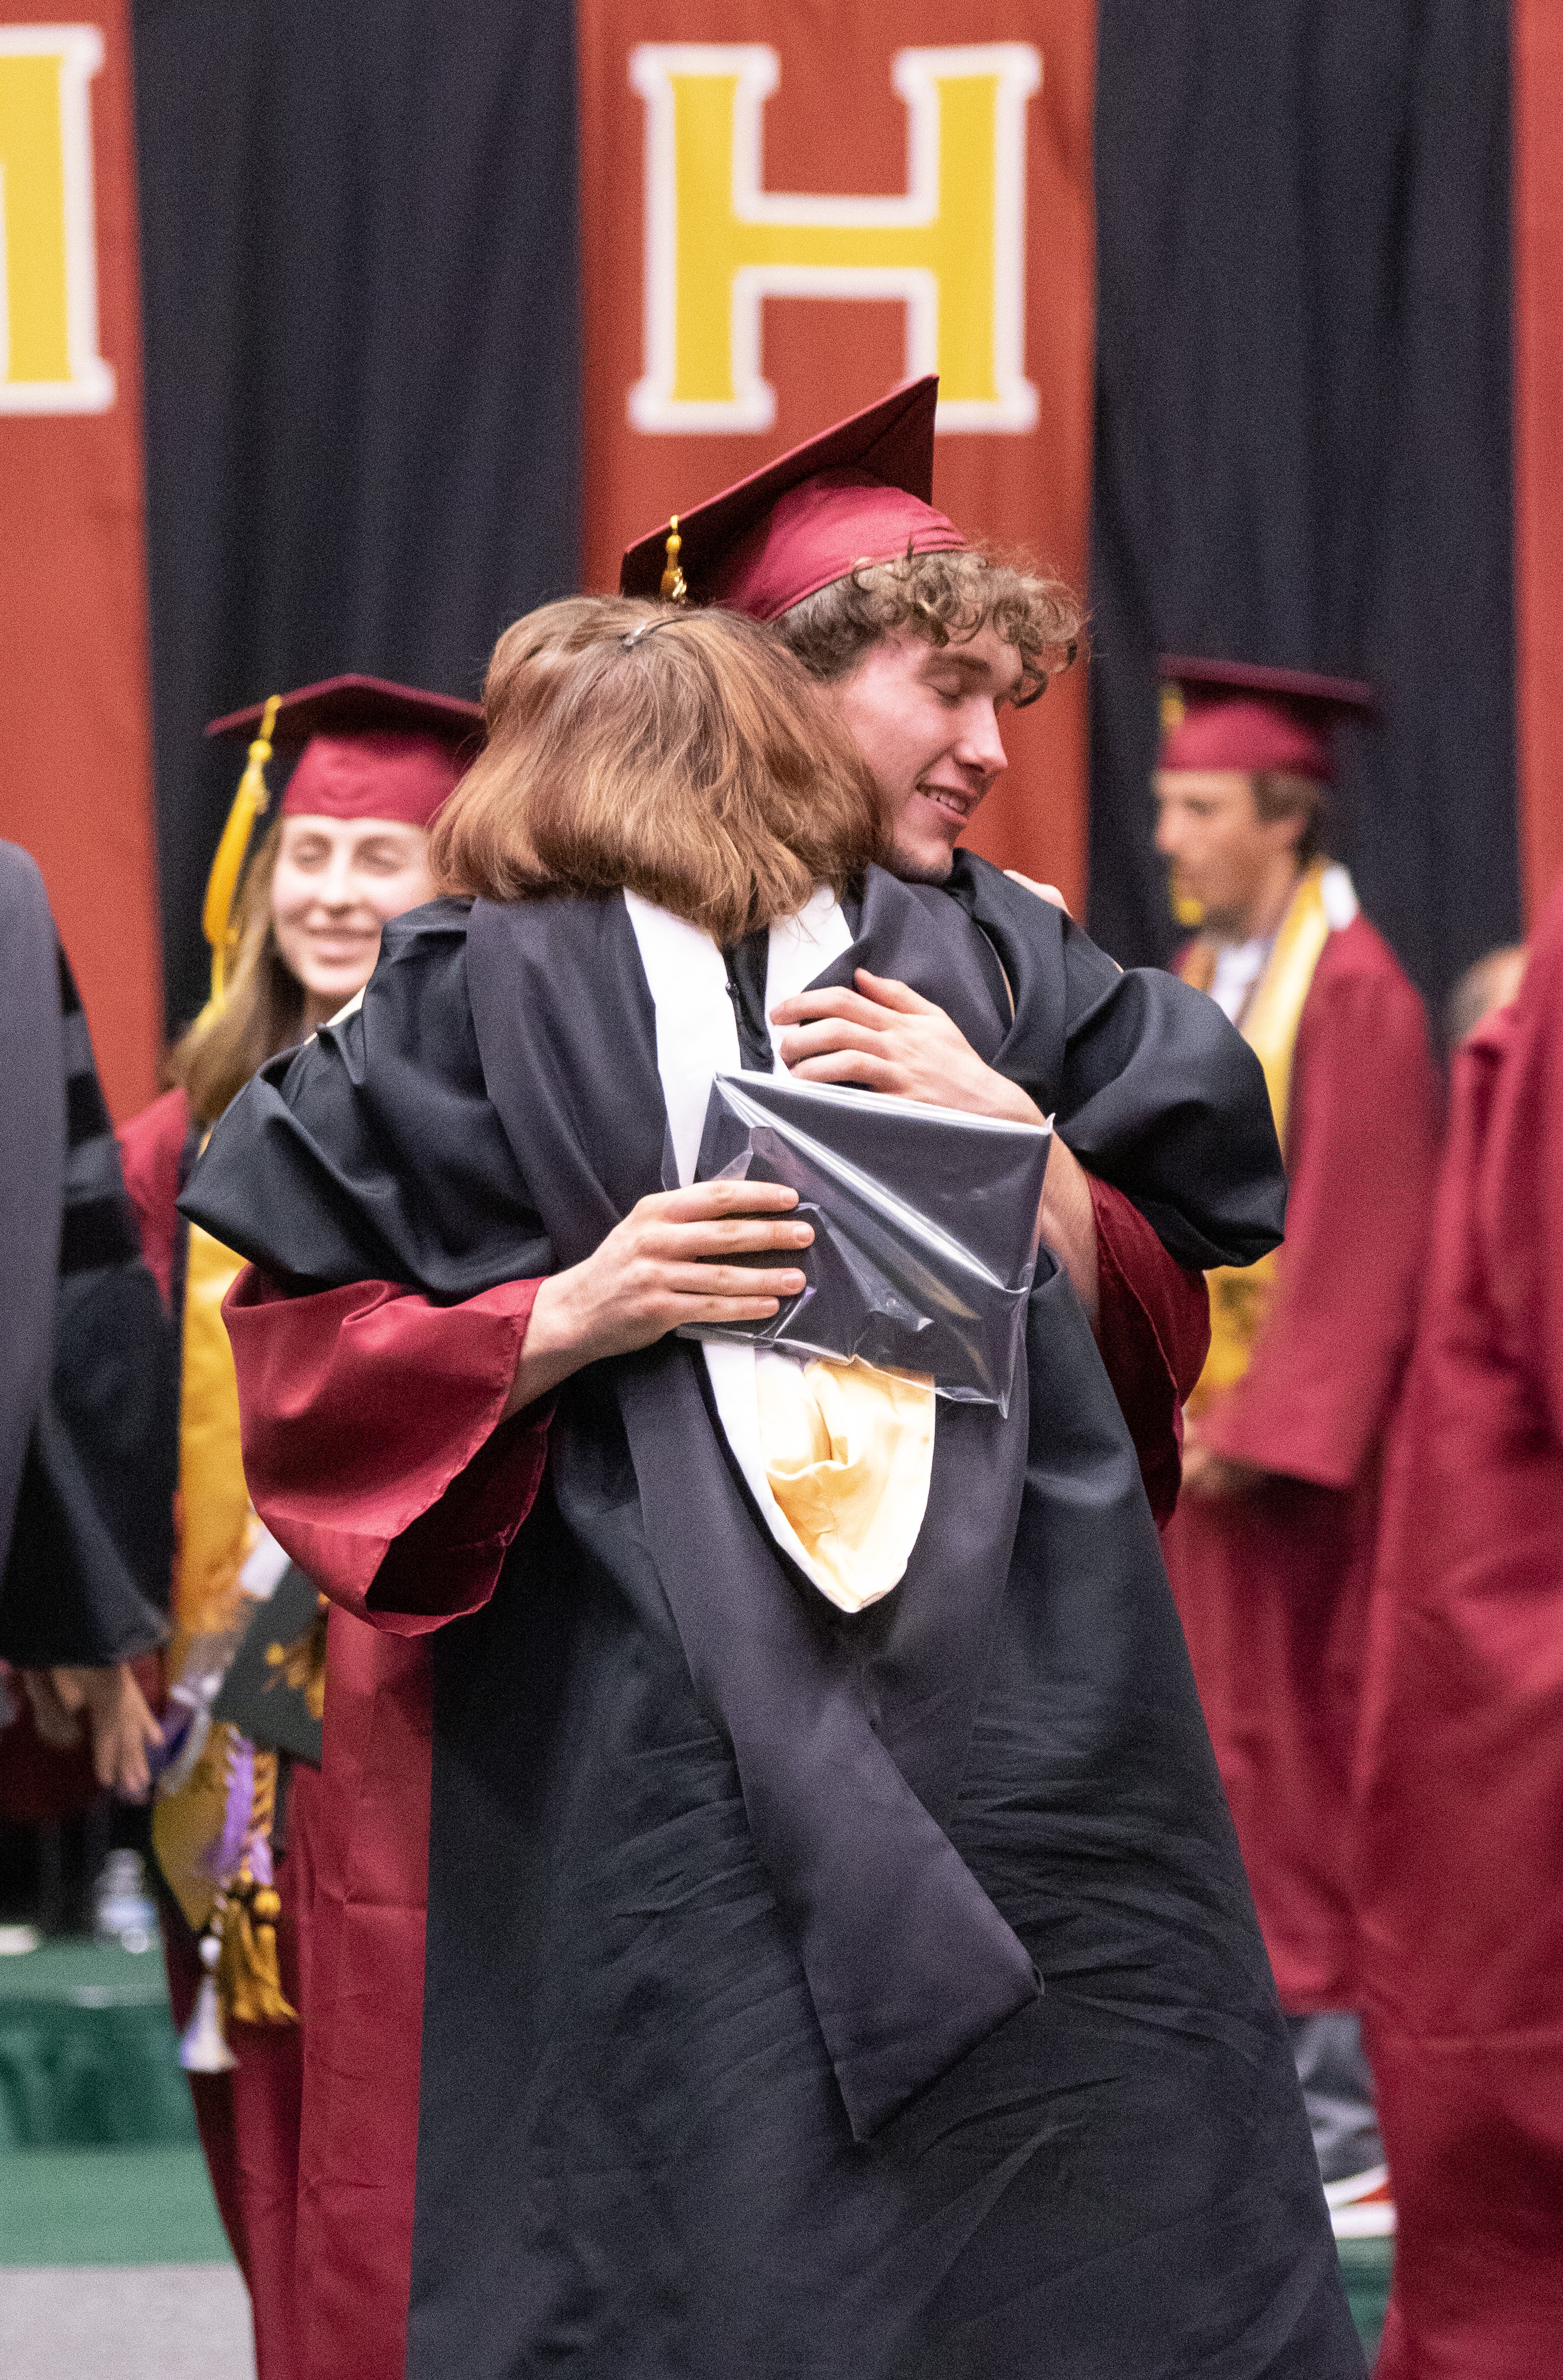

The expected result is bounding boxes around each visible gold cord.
[659,517,688,604]
[201,693,281,1009]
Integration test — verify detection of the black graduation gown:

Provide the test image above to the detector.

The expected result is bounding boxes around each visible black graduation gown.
[184,858,1361,2379]
[0,840,175,1666]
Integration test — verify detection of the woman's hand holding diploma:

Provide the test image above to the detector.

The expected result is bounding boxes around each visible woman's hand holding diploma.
[503,1182,812,1417]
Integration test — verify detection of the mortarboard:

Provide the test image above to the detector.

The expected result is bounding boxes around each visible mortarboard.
[619,376,965,623]
[1158,657,1375,786]
[210,1564,326,1768]
[199,674,483,1008]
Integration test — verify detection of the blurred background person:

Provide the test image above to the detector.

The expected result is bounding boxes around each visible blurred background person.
[1443,944,1527,1052]
[117,675,480,2380]
[1151,661,1441,2235]
[1356,887,1562,2377]
[0,838,175,1940]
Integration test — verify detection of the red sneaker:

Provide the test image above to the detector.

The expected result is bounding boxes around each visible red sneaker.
[1325,2164,1396,2238]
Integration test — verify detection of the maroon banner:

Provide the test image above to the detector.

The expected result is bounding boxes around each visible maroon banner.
[0,3,161,1117]
[579,1,1098,910]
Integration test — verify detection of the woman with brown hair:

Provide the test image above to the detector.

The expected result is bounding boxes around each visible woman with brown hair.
[116,676,479,2380]
[186,596,1356,2380]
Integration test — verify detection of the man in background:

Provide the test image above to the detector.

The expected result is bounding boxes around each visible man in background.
[1152,660,1441,2230]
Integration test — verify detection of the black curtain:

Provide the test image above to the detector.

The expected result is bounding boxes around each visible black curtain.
[133,0,581,1029]
[1089,0,1517,1011]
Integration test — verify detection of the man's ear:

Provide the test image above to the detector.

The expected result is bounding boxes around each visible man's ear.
[1251,770,1323,858]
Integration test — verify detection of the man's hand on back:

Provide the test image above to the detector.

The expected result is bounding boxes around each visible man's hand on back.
[1004,871,1071,914]
[771,969,1042,1123]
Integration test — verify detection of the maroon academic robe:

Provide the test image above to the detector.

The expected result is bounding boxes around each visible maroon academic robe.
[1357,886,1563,2378]
[1161,916,1440,2011]
[120,1087,319,2380]
[223,1178,1207,2380]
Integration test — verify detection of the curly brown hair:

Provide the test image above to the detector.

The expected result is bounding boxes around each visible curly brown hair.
[773,544,1086,707]
[432,597,888,946]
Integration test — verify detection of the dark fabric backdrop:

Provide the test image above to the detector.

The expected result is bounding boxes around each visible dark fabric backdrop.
[1088,0,1517,1012]
[133,0,581,1031]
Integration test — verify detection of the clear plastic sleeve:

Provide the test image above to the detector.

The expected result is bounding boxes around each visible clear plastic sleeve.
[679,1071,1052,1414]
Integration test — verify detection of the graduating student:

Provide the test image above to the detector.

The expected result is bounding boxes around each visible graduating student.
[186,596,1359,2379]
[1356,882,1563,2377]
[622,377,1213,1524]
[118,677,479,2380]
[1150,661,1441,2227]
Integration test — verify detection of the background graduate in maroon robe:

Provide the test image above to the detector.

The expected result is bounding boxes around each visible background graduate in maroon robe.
[119,676,479,2380]
[1154,660,1441,2227]
[1357,885,1563,2377]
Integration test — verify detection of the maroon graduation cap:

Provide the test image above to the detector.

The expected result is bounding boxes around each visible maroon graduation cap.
[1158,658,1375,786]
[206,673,484,827]
[619,376,965,623]
[199,674,483,1006]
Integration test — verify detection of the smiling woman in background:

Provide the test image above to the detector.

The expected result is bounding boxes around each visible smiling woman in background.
[116,674,481,2380]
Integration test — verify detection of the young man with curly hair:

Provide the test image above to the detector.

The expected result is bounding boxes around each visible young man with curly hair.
[622,376,1226,1520]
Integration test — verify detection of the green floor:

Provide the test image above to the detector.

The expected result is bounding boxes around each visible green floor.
[0,1940,231,2266]
[0,2142,231,2265]
[1338,2238,1392,2363]
[0,1943,1392,2353]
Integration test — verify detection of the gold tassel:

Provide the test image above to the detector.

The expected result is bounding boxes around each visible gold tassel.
[201,693,281,1010]
[214,1877,296,2027]
[659,517,688,604]
[214,1748,297,2030]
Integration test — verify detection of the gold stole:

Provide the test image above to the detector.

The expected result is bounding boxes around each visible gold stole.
[156,1214,302,2033]
[153,1217,257,1933]
[758,1358,936,1613]
[1180,860,1332,1416]
[173,1219,255,1644]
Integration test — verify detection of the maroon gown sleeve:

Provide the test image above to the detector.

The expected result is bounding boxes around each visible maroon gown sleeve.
[1485,913,1563,1440]
[224,1267,551,1635]
[1089,1174,1211,1527]
[1200,919,1441,1490]
[117,1085,191,1308]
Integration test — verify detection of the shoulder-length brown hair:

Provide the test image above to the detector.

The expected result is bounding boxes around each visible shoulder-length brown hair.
[165,820,310,1124]
[431,597,887,945]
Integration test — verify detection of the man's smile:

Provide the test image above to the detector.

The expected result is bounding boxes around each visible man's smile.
[916,781,980,826]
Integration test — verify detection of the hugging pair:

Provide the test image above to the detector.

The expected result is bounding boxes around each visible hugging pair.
[186,382,1359,2380]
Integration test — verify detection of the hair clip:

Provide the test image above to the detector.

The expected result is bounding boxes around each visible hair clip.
[622,616,682,649]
